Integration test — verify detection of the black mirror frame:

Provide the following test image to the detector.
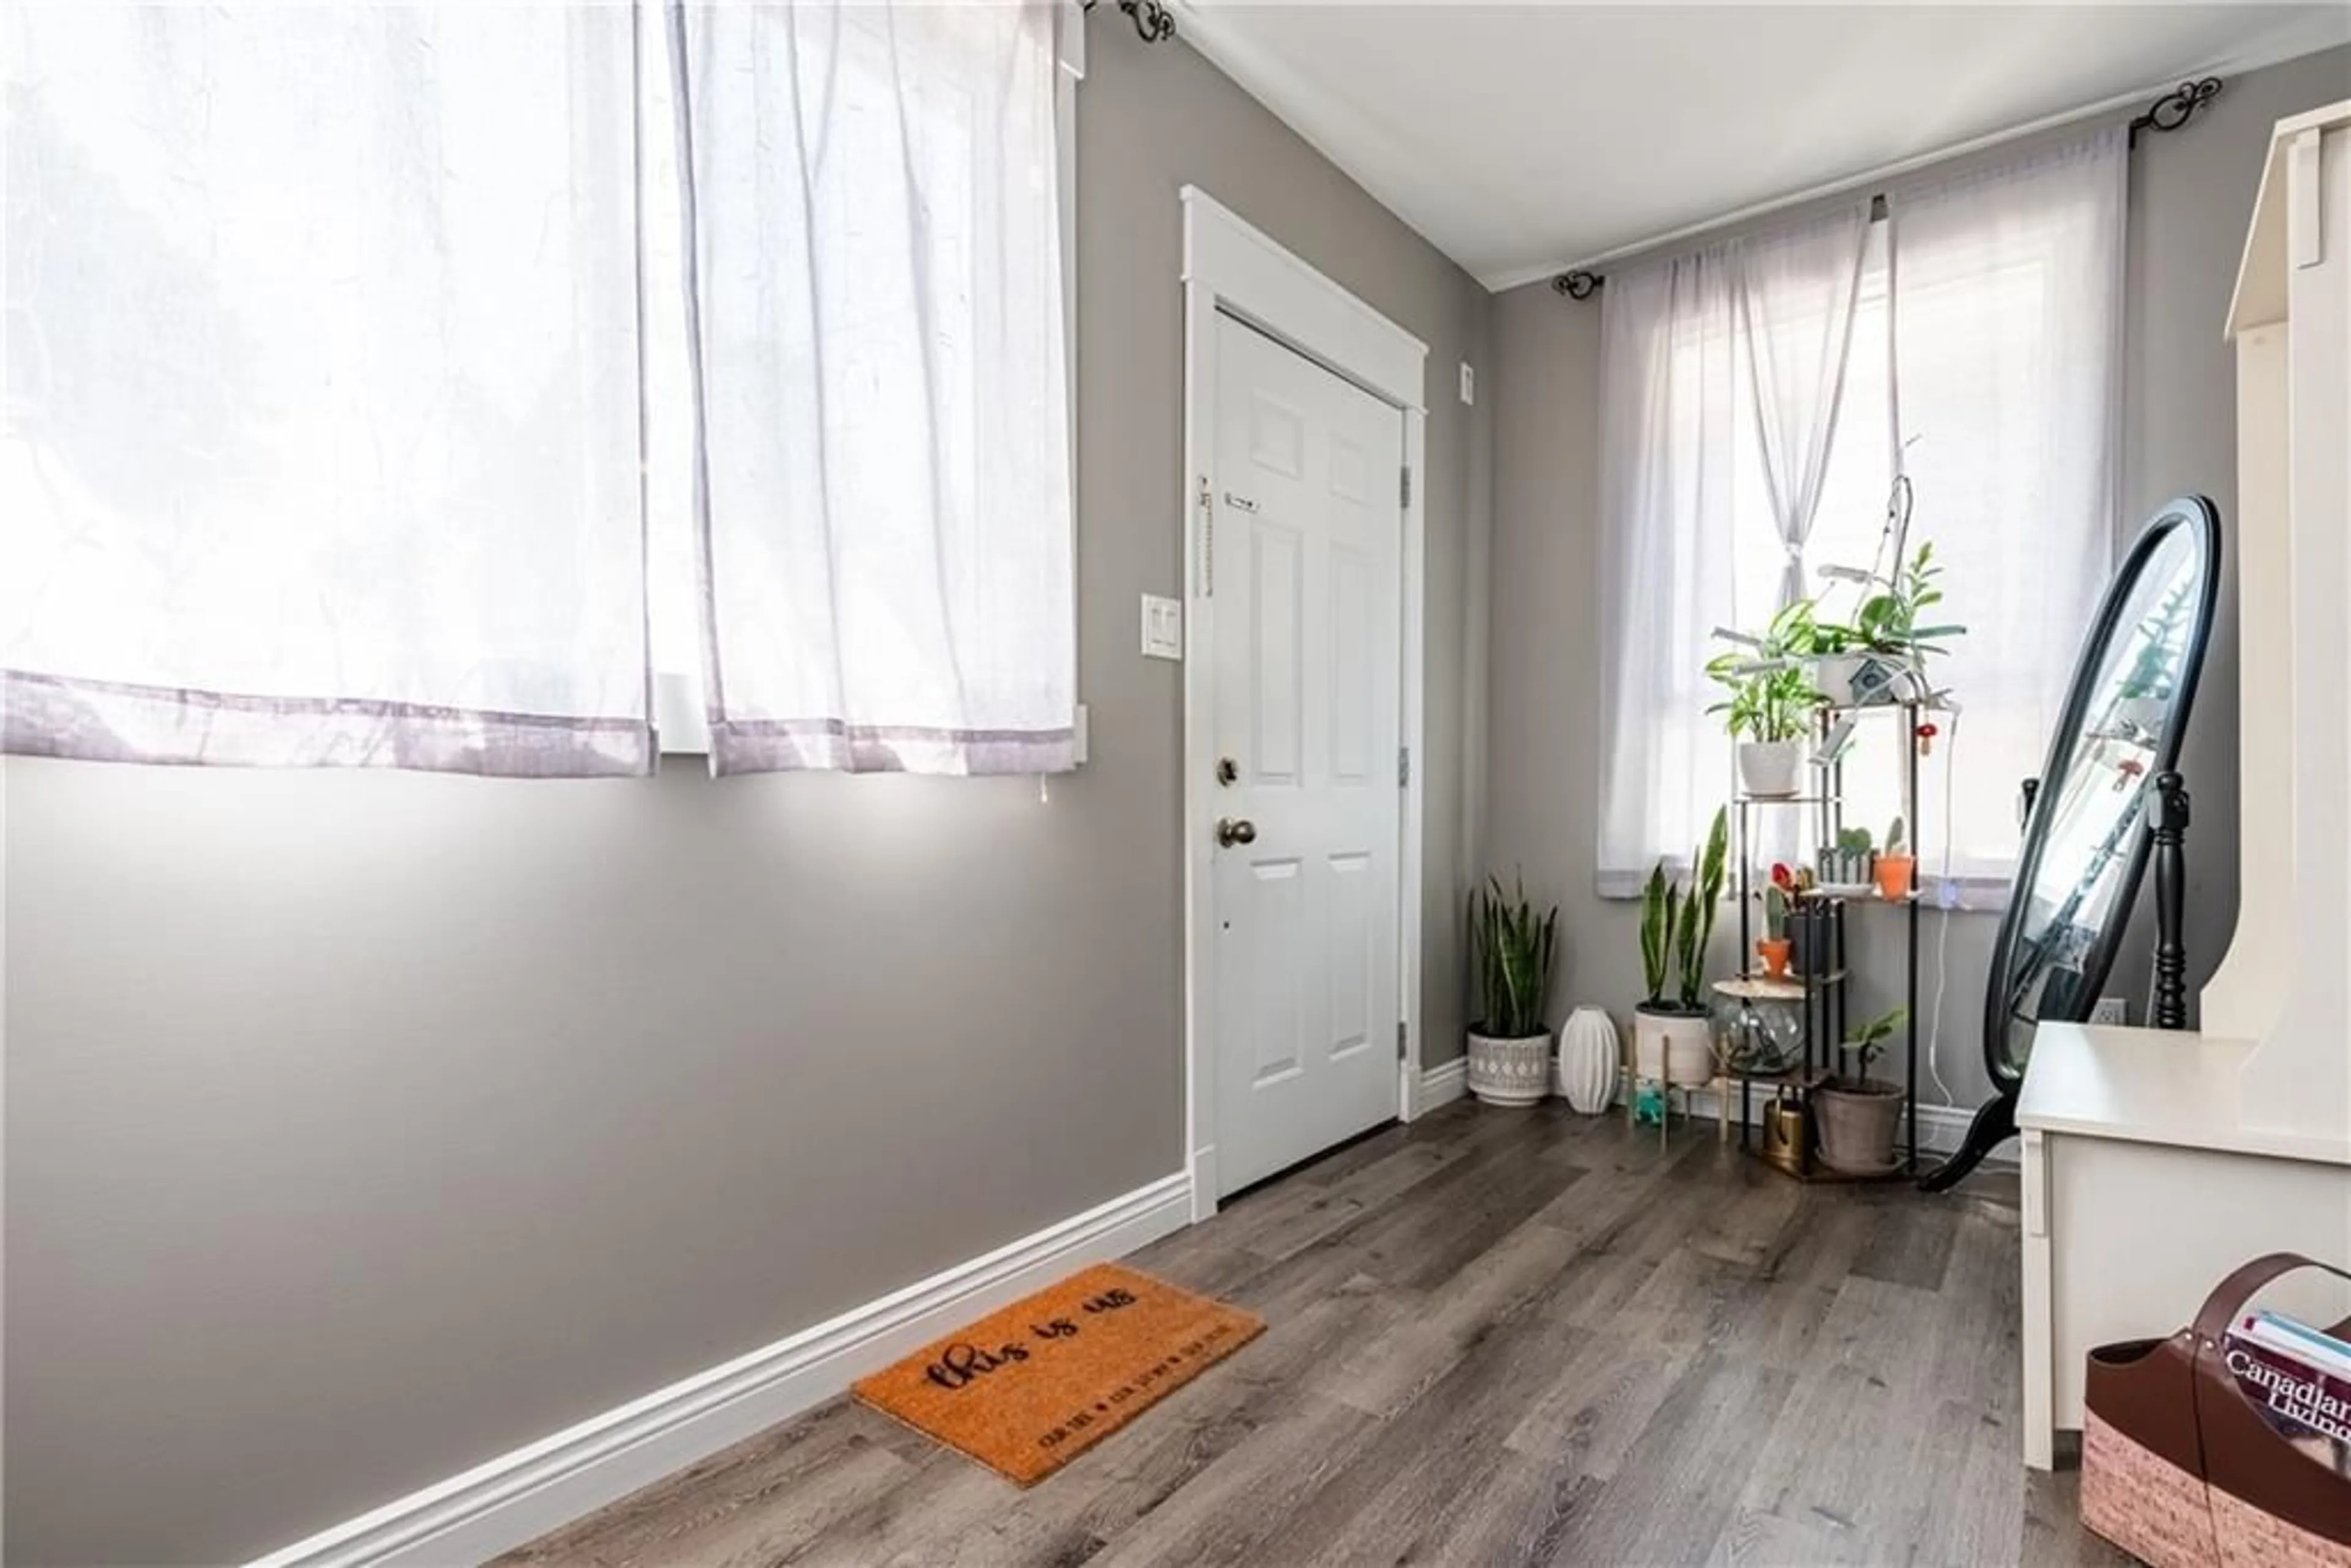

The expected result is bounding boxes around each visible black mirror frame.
[1981,494,2222,1086]
[1922,495,2221,1193]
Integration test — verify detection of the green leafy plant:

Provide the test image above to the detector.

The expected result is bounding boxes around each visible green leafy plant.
[1836,825,1875,856]
[1883,816,1907,857]
[1470,876,1558,1040]
[1640,863,1675,1007]
[2118,580,2194,702]
[1842,1005,1907,1074]
[1763,885,1789,942]
[1639,807,1729,1013]
[1849,542,1967,657]
[1706,599,1824,743]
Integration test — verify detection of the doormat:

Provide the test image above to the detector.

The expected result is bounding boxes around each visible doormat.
[853,1262,1263,1485]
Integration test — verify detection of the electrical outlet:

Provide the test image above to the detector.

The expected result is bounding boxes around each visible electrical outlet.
[2091,996,2128,1026]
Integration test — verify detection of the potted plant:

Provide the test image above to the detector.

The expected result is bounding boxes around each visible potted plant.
[2112,578,2192,738]
[1816,1006,1907,1174]
[1818,540,1969,706]
[1706,601,1823,798]
[1873,816,1914,900]
[1635,807,1727,1088]
[1757,885,1791,978]
[1823,824,1874,888]
[1466,876,1558,1107]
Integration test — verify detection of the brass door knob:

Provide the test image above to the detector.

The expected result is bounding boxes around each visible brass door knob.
[1215,817,1258,847]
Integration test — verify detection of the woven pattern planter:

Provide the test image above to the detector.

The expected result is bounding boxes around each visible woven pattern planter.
[1466,1029,1551,1106]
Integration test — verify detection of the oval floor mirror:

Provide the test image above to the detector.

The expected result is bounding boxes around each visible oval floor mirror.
[1921,495,2221,1190]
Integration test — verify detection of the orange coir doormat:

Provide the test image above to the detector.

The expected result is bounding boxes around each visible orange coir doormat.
[853,1262,1262,1485]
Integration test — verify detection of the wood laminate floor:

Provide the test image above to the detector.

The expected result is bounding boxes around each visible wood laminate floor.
[501,1100,2131,1567]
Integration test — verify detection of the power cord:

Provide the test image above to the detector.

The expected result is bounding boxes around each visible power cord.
[1923,710,1960,1109]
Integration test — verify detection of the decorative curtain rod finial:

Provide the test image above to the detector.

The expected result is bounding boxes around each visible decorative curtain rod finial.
[1553,269,1603,301]
[2129,77,2222,148]
[1084,0,1177,45]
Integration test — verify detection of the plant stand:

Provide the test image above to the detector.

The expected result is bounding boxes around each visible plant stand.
[1618,1048,1699,1149]
[1717,698,1935,1182]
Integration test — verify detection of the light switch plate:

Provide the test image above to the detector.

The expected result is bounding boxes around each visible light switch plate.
[1141,594,1183,660]
[1459,362,1475,404]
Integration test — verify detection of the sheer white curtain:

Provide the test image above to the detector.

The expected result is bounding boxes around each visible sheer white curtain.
[1594,131,2123,893]
[2,6,648,775]
[1880,129,2126,880]
[1740,208,1873,604]
[1594,208,1871,892]
[670,0,1076,776]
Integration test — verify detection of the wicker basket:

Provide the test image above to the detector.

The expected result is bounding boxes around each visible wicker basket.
[2081,1253,2351,1568]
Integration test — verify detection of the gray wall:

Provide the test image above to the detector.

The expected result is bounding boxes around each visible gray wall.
[1485,45,2351,1119]
[0,23,1492,1566]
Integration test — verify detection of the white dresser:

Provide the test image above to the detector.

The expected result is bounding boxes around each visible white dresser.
[2016,100,2351,1470]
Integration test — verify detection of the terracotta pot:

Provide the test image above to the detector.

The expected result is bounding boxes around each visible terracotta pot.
[1873,853,1916,901]
[1466,1027,1551,1107]
[1756,937,1791,978]
[1815,1078,1903,1174]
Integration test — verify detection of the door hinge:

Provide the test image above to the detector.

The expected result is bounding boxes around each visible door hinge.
[1196,475,1214,596]
[1400,466,1412,508]
[1398,746,1411,787]
[1396,1021,1408,1059]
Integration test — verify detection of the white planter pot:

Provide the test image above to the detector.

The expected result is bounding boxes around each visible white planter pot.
[1815,653,1865,707]
[1737,739,1804,798]
[1556,1006,1619,1114]
[1633,1007,1713,1087]
[1466,1029,1553,1106]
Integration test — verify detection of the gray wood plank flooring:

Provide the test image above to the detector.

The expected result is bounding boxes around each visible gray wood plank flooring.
[500,1100,2123,1567]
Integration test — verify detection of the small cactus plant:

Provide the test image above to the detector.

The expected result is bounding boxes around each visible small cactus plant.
[1884,816,1908,856]
[1763,884,1789,941]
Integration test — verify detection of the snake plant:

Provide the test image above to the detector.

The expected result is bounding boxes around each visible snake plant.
[1471,876,1558,1040]
[1640,806,1729,1012]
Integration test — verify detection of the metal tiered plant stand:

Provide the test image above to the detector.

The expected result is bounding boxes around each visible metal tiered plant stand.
[1714,698,1930,1180]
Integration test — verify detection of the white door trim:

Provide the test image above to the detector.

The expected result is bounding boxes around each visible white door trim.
[1179,186,1428,1223]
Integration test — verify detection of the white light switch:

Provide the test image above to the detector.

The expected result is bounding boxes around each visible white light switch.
[1141,594,1183,661]
[1459,362,1475,405]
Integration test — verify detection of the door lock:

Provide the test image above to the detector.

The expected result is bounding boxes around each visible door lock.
[1215,756,1239,786]
[1215,817,1258,847]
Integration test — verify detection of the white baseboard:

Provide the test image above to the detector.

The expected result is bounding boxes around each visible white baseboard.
[249,1172,1193,1568]
[1415,1056,1466,1115]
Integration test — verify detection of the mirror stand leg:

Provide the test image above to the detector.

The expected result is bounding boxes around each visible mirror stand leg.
[1918,1090,2017,1191]
[2151,771,2190,1030]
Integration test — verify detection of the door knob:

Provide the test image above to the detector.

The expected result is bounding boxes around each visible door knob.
[1215,817,1258,847]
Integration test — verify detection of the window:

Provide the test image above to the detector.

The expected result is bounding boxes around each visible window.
[4,5,650,774]
[658,1,1079,776]
[1595,128,2126,893]
[4,2,1080,779]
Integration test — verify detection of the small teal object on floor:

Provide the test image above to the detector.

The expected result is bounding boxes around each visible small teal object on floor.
[1632,1083,1667,1127]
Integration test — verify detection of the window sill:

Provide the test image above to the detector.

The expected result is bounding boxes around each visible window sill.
[1595,868,2014,913]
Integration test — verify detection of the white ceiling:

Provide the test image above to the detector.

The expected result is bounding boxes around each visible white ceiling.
[1171,3,2351,289]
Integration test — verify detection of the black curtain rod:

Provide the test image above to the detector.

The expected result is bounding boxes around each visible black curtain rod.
[1084,0,1176,44]
[1553,75,2223,300]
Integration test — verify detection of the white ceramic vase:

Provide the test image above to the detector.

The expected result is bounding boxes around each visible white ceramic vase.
[1737,739,1804,798]
[1556,1006,1619,1114]
[1634,1006,1714,1087]
[1466,1029,1552,1107]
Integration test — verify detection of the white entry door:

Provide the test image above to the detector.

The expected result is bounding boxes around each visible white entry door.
[1209,310,1404,1196]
